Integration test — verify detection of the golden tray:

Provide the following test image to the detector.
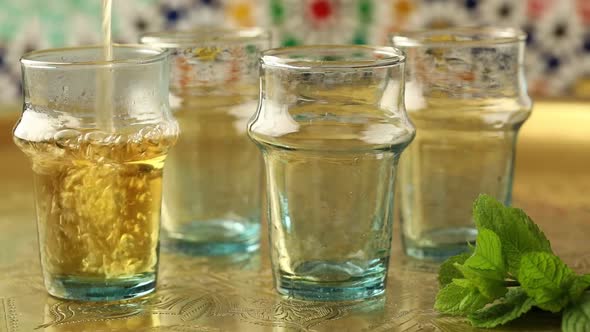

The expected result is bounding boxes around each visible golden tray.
[0,100,588,331]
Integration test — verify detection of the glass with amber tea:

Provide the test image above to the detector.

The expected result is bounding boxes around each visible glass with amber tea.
[141,29,270,255]
[248,46,415,300]
[14,45,178,301]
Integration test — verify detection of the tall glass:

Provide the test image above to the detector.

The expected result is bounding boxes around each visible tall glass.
[141,29,270,255]
[248,46,415,300]
[392,28,532,260]
[14,45,179,301]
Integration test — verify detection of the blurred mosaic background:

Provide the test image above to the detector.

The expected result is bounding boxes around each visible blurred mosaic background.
[0,0,589,103]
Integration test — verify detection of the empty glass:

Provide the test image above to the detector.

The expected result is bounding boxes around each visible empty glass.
[141,28,270,256]
[14,45,178,301]
[248,45,415,300]
[392,28,532,260]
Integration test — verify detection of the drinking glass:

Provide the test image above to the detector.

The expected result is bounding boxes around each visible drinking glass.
[14,45,179,301]
[248,45,415,300]
[392,28,532,260]
[141,28,270,255]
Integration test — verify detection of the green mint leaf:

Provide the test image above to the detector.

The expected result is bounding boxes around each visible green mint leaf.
[435,279,490,315]
[455,263,508,299]
[468,287,536,328]
[563,292,590,332]
[519,252,575,313]
[438,252,471,287]
[450,228,508,300]
[473,195,552,275]
[569,274,590,301]
[463,228,505,279]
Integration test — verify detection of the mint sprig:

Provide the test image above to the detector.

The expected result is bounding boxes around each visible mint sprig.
[435,194,590,330]
[563,292,590,331]
[438,252,471,287]
[473,195,553,275]
[468,288,535,328]
[519,252,575,313]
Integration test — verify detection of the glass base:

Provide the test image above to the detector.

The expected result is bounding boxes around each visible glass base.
[46,273,156,301]
[164,219,260,256]
[276,259,388,301]
[403,227,477,261]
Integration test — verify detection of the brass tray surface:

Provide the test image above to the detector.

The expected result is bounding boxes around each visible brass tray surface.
[0,101,588,331]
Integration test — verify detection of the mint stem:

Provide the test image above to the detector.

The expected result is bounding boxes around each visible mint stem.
[504,280,520,287]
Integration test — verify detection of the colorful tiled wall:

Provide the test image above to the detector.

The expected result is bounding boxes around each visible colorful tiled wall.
[0,0,588,102]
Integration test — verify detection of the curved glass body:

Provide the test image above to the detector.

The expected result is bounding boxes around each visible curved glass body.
[248,45,415,300]
[392,28,532,260]
[141,28,270,256]
[14,45,179,301]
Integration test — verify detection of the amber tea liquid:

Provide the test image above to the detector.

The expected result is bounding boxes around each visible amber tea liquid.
[14,106,177,300]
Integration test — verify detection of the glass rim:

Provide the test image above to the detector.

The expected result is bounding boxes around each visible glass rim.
[391,27,527,48]
[261,45,405,70]
[20,44,169,69]
[140,27,270,48]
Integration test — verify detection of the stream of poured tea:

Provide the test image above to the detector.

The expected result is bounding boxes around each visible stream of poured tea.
[97,0,114,131]
[102,0,113,60]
